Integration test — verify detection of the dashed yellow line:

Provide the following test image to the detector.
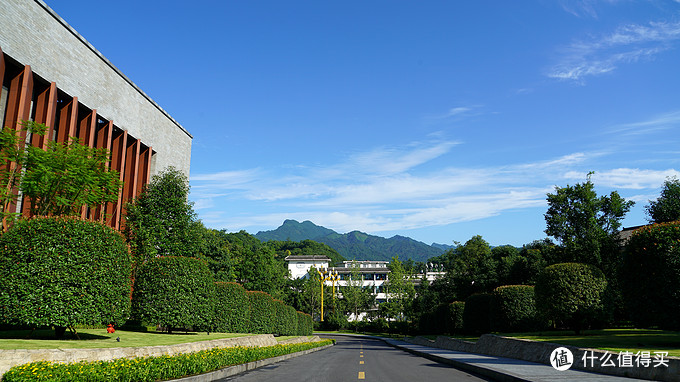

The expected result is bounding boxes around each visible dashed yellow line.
[360,360,364,364]
[358,371,365,379]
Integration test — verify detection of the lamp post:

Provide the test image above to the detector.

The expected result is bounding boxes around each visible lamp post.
[317,268,331,322]
[329,270,340,312]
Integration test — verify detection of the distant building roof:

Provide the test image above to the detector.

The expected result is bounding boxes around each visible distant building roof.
[618,224,649,244]
[284,255,331,262]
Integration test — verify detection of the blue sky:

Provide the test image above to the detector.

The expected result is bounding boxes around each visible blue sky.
[49,0,680,247]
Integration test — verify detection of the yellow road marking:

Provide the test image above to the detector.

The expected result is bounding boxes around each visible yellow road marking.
[360,361,364,364]
[360,351,364,354]
[358,371,365,379]
[360,355,364,358]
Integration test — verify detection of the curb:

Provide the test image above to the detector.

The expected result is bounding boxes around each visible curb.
[166,343,334,382]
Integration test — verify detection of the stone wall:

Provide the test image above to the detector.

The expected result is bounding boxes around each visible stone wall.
[407,334,680,381]
[0,0,192,177]
[0,334,278,377]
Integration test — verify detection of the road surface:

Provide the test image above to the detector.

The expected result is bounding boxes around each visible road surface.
[217,335,494,382]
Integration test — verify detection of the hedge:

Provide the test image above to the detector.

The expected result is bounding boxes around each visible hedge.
[296,311,313,336]
[0,217,132,333]
[448,301,465,333]
[621,222,680,330]
[463,293,492,335]
[213,282,250,333]
[491,285,542,332]
[2,340,333,382]
[535,262,607,334]
[247,291,276,334]
[132,256,214,331]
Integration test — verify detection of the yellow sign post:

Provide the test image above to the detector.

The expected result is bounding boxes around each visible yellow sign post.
[317,268,331,321]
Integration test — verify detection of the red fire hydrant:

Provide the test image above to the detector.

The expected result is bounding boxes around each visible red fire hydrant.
[107,324,115,333]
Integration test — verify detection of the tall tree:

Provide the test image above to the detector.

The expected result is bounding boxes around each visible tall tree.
[544,173,634,272]
[339,261,375,320]
[124,166,201,269]
[383,257,416,321]
[646,177,680,224]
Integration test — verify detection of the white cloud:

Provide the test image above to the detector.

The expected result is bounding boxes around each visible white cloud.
[549,20,680,81]
[564,168,680,189]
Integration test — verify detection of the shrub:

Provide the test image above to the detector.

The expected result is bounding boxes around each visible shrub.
[132,256,214,331]
[621,222,680,329]
[463,293,492,335]
[491,285,543,332]
[247,291,275,334]
[2,340,333,382]
[296,311,313,336]
[0,217,132,336]
[213,282,249,333]
[535,262,607,334]
[449,301,465,333]
[273,299,298,336]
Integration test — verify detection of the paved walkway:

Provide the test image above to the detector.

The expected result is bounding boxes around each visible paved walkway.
[382,338,649,382]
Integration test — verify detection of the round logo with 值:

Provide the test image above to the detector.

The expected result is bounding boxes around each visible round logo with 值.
[550,347,574,371]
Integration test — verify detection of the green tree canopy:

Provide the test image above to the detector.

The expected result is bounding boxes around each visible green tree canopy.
[646,177,680,224]
[544,174,634,272]
[124,166,201,269]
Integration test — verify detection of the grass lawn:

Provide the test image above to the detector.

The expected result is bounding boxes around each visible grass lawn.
[0,329,253,350]
[501,329,680,358]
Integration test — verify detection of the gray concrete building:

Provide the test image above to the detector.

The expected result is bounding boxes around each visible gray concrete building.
[0,0,192,229]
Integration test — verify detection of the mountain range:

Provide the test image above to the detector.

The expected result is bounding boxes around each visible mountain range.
[255,219,453,262]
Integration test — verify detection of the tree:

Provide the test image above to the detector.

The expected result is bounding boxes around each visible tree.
[0,121,121,231]
[339,261,375,321]
[124,167,201,269]
[535,263,607,334]
[447,235,498,301]
[646,177,680,224]
[383,257,416,321]
[544,174,634,273]
[197,226,235,283]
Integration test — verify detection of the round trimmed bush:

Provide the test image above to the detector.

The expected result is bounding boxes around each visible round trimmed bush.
[463,293,492,334]
[535,262,607,334]
[247,291,275,334]
[622,222,680,329]
[0,217,132,334]
[213,282,249,333]
[491,285,542,332]
[132,256,214,331]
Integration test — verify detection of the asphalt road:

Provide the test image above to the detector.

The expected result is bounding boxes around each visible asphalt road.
[217,335,494,382]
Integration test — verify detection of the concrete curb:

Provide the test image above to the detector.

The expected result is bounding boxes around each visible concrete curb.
[166,343,334,382]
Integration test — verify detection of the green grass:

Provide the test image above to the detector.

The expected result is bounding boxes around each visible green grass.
[0,329,253,350]
[502,329,680,358]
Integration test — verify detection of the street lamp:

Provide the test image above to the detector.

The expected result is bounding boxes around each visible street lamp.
[317,268,331,322]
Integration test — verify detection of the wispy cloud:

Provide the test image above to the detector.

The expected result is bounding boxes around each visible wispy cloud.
[549,20,680,82]
[564,168,680,189]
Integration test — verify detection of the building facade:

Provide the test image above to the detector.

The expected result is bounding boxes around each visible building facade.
[0,0,192,229]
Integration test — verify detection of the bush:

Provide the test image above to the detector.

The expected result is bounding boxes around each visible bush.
[132,256,214,331]
[273,300,298,336]
[0,217,132,335]
[449,301,465,333]
[2,340,333,382]
[247,291,276,334]
[535,262,607,334]
[213,282,249,333]
[296,311,313,336]
[491,285,543,332]
[622,222,680,329]
[463,293,492,335]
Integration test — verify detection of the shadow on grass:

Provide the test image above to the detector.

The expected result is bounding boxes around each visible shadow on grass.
[0,329,109,341]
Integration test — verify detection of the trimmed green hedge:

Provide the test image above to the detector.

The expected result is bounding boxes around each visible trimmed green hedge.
[0,217,132,331]
[491,285,542,332]
[535,262,607,334]
[622,222,680,330]
[247,291,275,334]
[296,311,313,336]
[213,282,250,333]
[463,293,492,335]
[2,340,333,382]
[448,301,465,334]
[132,256,214,331]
